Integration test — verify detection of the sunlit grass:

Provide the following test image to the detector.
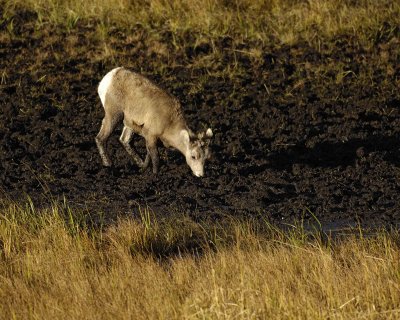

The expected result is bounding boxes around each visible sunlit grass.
[1,0,398,89]
[1,199,400,319]
[2,0,399,46]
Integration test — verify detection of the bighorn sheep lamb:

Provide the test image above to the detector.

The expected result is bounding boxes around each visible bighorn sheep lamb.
[95,67,213,177]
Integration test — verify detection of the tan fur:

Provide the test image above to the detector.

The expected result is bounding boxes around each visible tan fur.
[95,67,213,176]
[108,69,184,134]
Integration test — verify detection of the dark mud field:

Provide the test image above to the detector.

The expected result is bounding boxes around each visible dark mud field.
[1,12,400,228]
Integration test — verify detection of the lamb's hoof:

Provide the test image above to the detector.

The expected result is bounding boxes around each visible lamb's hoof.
[139,166,148,173]
[136,160,145,168]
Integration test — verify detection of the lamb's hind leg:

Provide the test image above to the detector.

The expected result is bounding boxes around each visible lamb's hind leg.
[119,126,145,167]
[95,112,120,167]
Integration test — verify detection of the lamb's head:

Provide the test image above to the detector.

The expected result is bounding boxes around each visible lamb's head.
[181,128,213,177]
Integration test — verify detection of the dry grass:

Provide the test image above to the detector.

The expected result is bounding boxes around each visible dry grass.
[1,200,400,319]
[2,0,400,46]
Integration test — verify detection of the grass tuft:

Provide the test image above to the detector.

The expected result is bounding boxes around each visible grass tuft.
[1,199,400,319]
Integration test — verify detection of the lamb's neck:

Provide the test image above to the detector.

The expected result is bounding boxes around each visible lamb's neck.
[163,124,189,156]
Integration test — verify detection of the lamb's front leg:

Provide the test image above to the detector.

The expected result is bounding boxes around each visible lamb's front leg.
[141,153,151,170]
[119,126,144,167]
[146,138,159,174]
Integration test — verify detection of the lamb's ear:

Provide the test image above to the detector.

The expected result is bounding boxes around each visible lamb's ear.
[180,129,190,145]
[205,128,213,138]
[188,129,195,139]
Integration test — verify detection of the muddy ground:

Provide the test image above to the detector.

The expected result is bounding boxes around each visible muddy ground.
[1,11,400,228]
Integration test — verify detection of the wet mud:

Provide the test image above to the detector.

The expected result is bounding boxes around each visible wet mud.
[1,12,400,227]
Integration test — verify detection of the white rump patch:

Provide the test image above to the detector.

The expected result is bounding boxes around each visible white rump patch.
[98,67,122,106]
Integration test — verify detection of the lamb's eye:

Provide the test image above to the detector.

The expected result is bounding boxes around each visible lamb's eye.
[191,155,196,160]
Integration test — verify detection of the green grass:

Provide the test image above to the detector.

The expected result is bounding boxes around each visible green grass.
[1,199,400,319]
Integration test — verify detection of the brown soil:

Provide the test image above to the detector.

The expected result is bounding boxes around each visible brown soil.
[1,11,400,228]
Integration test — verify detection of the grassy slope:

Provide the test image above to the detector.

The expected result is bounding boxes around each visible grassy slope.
[2,0,400,47]
[1,201,400,319]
